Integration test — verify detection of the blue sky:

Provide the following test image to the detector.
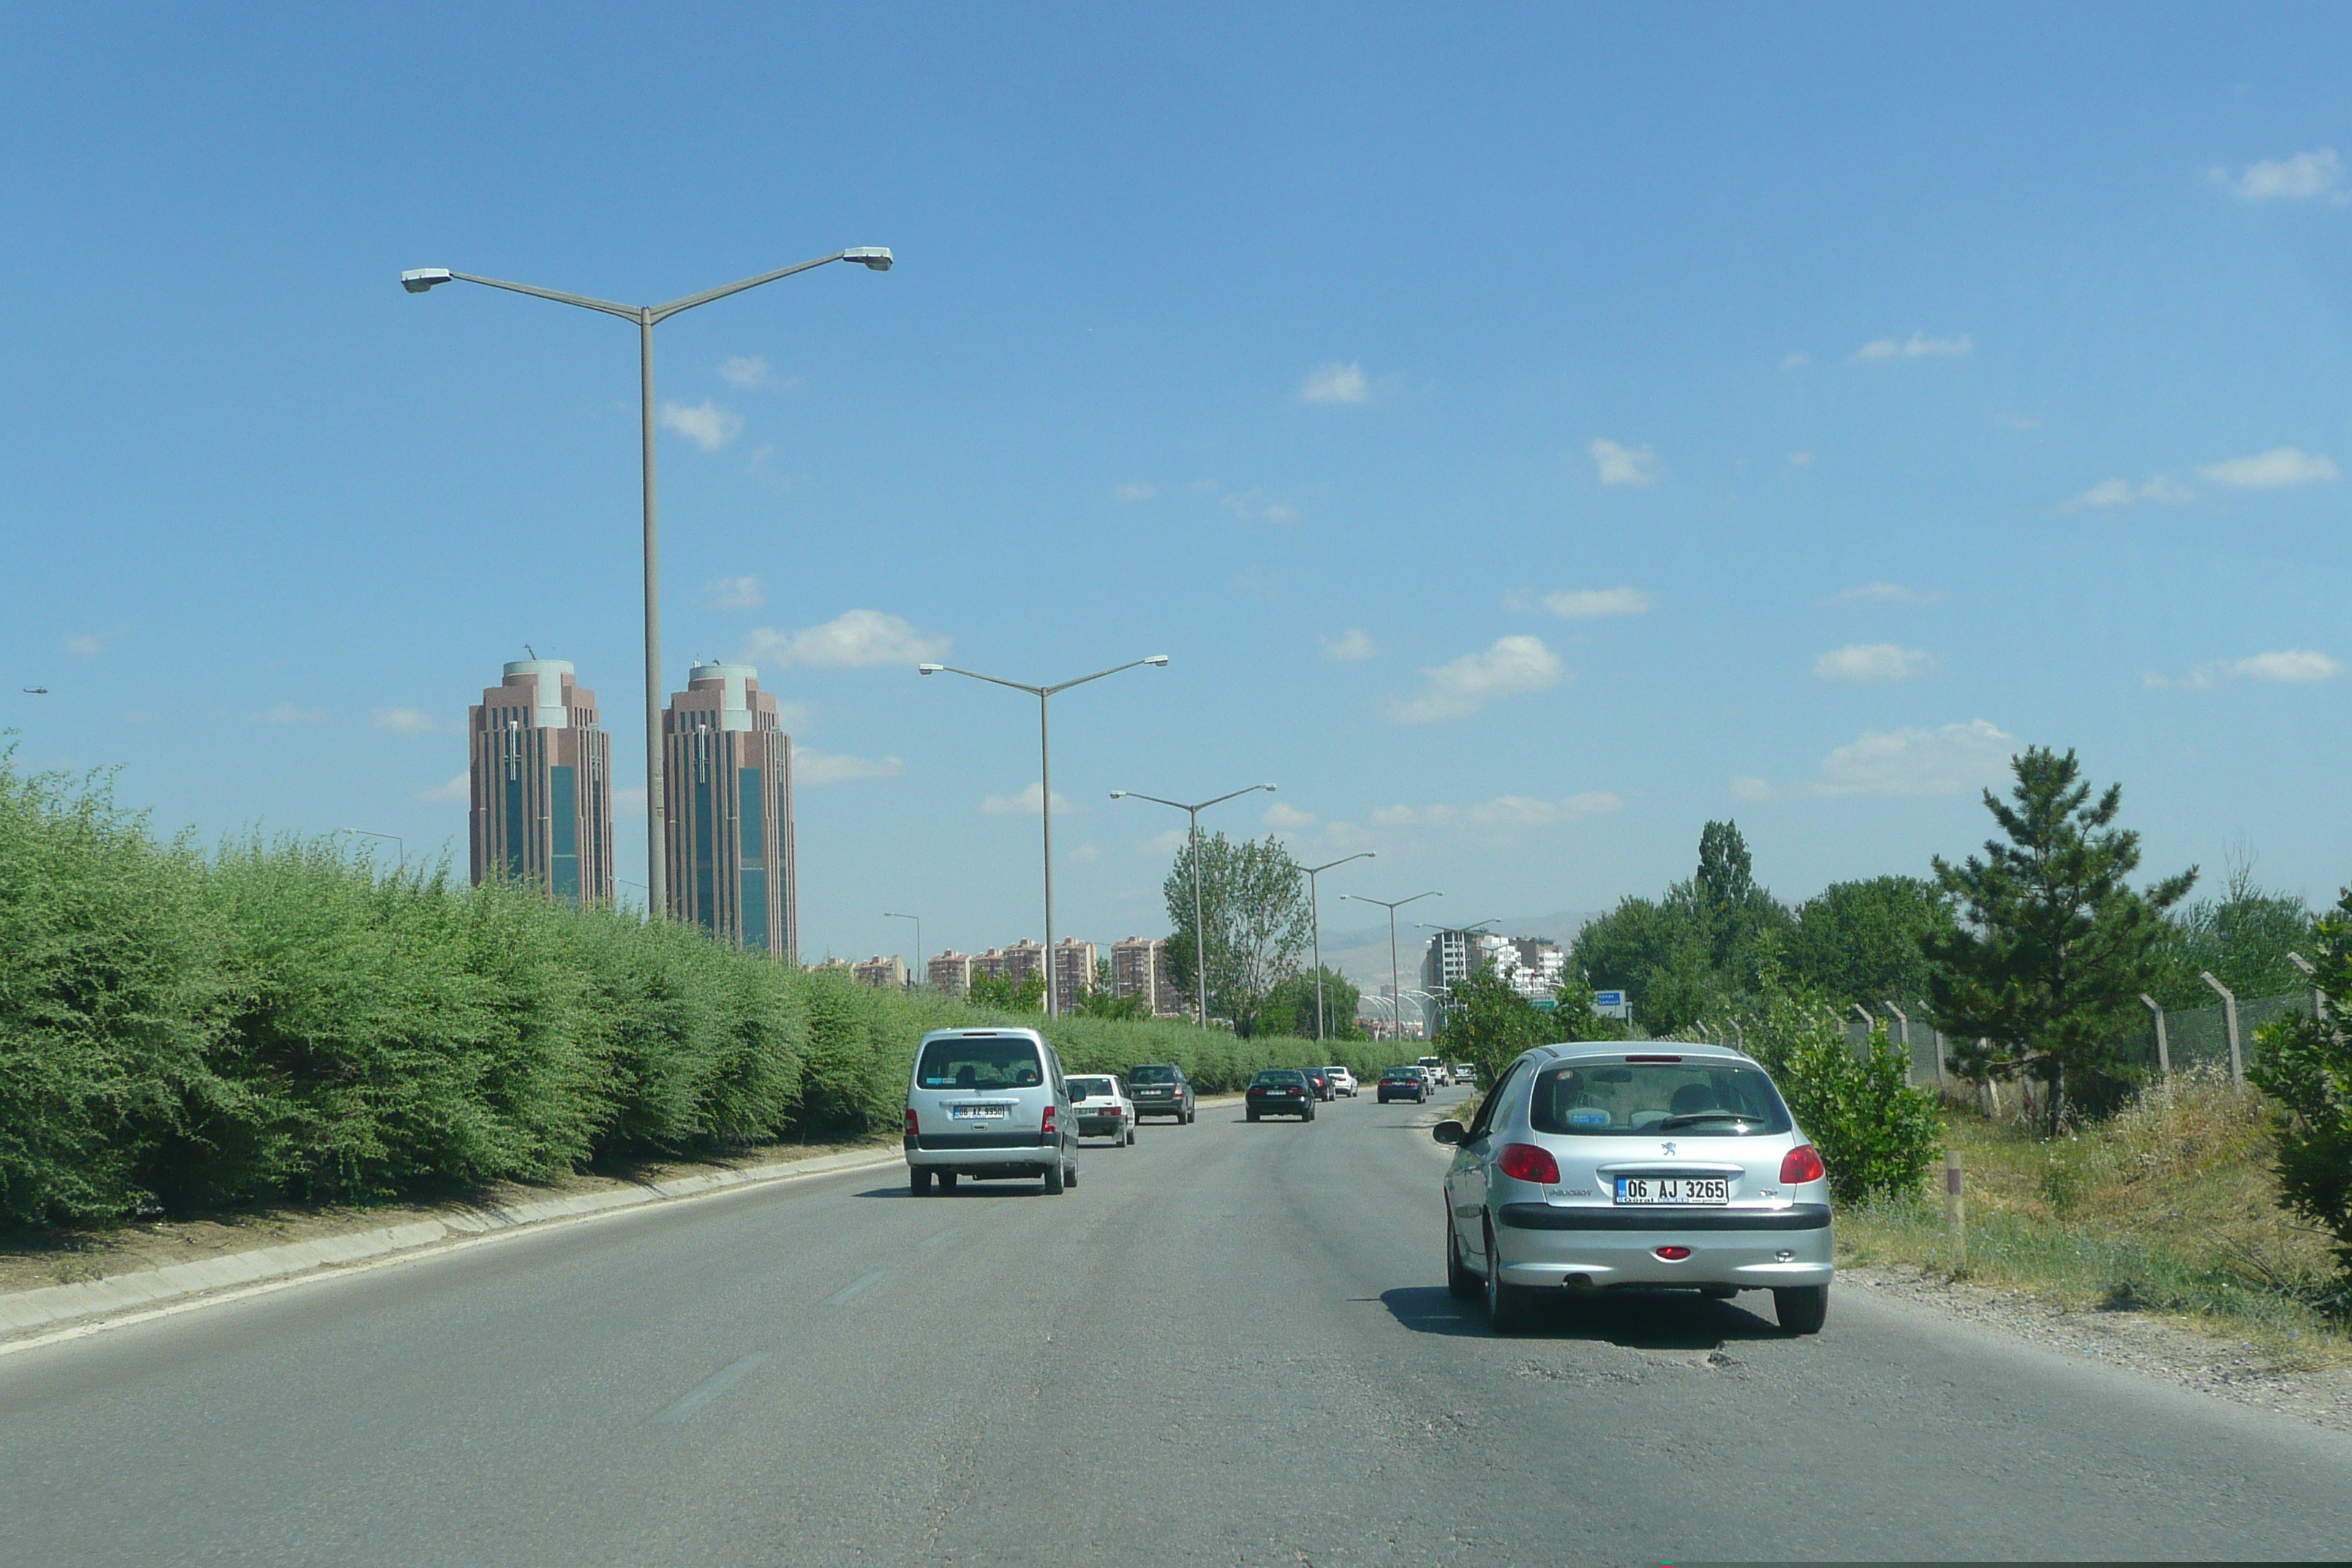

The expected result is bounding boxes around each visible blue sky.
[5,4,2351,971]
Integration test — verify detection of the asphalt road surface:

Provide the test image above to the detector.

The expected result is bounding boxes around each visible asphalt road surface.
[4,1087,2350,1566]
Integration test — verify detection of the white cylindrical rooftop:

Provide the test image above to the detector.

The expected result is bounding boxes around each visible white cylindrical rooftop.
[688,662,758,731]
[502,659,576,728]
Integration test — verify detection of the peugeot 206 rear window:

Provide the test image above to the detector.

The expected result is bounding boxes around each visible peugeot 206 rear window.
[1128,1065,1178,1084]
[1529,1061,1792,1137]
[1068,1077,1114,1099]
[916,1039,1045,1091]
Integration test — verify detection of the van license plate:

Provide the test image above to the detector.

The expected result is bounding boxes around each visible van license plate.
[950,1105,1009,1120]
[1614,1177,1729,1205]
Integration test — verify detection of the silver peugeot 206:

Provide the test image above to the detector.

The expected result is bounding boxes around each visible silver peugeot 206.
[1433,1041,1832,1334]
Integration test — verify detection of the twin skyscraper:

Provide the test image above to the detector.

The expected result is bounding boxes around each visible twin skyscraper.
[466,658,798,962]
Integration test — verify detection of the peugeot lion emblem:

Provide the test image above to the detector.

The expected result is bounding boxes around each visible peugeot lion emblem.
[1660,1141,1677,1156]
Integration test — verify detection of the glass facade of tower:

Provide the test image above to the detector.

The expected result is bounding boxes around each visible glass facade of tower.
[469,659,614,905]
[662,662,796,961]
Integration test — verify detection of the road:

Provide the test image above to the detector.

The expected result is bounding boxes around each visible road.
[3,1086,2348,1566]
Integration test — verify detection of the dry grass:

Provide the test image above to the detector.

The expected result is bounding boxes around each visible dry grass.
[1837,1068,2352,1369]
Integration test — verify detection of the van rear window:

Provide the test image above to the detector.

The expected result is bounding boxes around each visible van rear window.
[918,1039,1044,1090]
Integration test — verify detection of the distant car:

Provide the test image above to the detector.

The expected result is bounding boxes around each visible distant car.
[1246,1069,1316,1121]
[1433,1043,1833,1335]
[1067,1074,1137,1146]
[1378,1066,1430,1104]
[1300,1066,1335,1101]
[1126,1063,1196,1123]
[1452,1063,1477,1088]
[1418,1055,1452,1087]
[1324,1066,1359,1098]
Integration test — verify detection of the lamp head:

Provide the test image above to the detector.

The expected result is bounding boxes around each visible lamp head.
[917,663,943,675]
[1260,783,1277,792]
[1144,654,1169,666]
[401,267,453,294]
[1109,791,1128,799]
[843,246,894,271]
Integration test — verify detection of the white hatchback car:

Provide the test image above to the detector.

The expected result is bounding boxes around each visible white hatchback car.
[1433,1042,1832,1333]
[904,1028,1079,1196]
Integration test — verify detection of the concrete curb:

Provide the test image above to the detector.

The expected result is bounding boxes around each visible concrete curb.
[0,1144,903,1344]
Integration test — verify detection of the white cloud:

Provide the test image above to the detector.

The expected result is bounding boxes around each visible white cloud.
[1368,793,1624,831]
[1852,332,1972,362]
[372,706,442,735]
[1390,636,1564,723]
[252,702,325,725]
[1729,777,1775,802]
[740,608,949,668]
[796,749,906,785]
[1114,481,1157,503]
[416,772,468,804]
[1263,802,1319,829]
[1813,644,1933,683]
[1537,587,1652,619]
[1590,438,1659,488]
[2234,649,2343,682]
[1825,581,1937,606]
[704,575,766,611]
[1781,352,1811,370]
[1300,362,1371,404]
[1322,628,1377,661]
[2195,447,2340,489]
[1218,489,1301,524]
[1812,720,2017,797]
[65,632,109,657]
[1787,450,1815,467]
[716,355,772,388]
[981,781,1071,816]
[1070,843,1100,864]
[2217,148,2346,203]
[660,399,744,452]
[1139,827,1189,857]
[2065,474,2195,510]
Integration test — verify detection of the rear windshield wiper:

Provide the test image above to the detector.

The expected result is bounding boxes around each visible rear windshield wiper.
[1654,1110,1763,1131]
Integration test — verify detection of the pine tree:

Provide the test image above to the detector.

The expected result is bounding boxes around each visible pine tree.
[1924,747,2195,1134]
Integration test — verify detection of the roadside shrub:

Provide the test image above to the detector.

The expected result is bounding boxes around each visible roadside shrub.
[2251,894,2352,1278]
[1747,1001,1942,1204]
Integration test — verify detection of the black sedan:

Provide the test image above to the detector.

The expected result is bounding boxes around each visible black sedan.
[1376,1067,1428,1104]
[1300,1066,1335,1101]
[1245,1069,1316,1121]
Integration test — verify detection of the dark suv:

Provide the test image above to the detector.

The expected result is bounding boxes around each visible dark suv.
[1126,1063,1196,1123]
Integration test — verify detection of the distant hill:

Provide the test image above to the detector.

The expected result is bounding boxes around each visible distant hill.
[1315,909,1605,995]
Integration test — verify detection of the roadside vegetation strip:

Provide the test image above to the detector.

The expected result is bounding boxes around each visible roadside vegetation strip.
[1834,1071,2350,1368]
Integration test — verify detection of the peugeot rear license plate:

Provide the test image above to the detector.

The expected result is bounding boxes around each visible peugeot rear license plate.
[1614,1177,1730,1205]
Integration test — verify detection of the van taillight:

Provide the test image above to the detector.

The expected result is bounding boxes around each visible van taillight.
[905,1109,919,1137]
[1497,1143,1560,1183]
[1780,1145,1825,1184]
[1041,1105,1056,1136]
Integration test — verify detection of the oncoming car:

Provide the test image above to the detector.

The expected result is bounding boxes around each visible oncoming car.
[1433,1043,1831,1334]
[904,1028,1079,1196]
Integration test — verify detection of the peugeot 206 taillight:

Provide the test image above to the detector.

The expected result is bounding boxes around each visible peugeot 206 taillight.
[1496,1143,1561,1184]
[1780,1145,1825,1185]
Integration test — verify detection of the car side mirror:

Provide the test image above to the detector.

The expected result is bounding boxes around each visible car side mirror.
[1431,1120,1466,1146]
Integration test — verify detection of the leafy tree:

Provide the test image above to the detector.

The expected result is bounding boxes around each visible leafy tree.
[1069,958,1149,1020]
[1697,819,1757,907]
[1262,966,1362,1042]
[966,970,1045,1012]
[1162,832,1313,1036]
[1570,820,1793,1035]
[2149,853,2314,1010]
[1436,968,1556,1087]
[1925,747,2195,1134]
[2250,889,2352,1281]
[1788,875,1956,1006]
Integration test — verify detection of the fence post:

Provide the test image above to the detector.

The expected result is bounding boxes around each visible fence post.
[1931,1025,1947,1091]
[1944,1148,1965,1273]
[1851,1003,1873,1059]
[2288,951,2326,1024]
[2138,992,2170,1084]
[1883,1000,1911,1085]
[2199,971,2243,1085]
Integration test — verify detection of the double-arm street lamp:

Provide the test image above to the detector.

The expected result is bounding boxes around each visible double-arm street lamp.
[1297,853,1374,1041]
[1109,783,1276,1028]
[403,247,893,917]
[921,657,1169,1015]
[1339,891,1440,1049]
[337,827,406,867]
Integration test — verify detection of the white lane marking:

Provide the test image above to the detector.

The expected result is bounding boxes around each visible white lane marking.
[915,1229,958,1251]
[825,1270,887,1305]
[649,1352,772,1425]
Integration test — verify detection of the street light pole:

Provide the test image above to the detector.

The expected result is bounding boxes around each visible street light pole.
[1298,853,1374,1041]
[1341,891,1439,1050]
[885,911,921,990]
[921,656,1169,1016]
[336,827,406,868]
[1110,783,1278,1028]
[402,247,893,919]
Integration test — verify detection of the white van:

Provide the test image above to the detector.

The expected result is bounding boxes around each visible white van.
[1418,1055,1452,1087]
[903,1028,1079,1196]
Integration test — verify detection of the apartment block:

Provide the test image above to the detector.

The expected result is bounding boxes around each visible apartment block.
[1002,939,1045,986]
[928,950,973,998]
[1051,938,1096,1003]
[852,955,906,989]
[1111,935,1188,1017]
[662,662,796,960]
[468,659,614,905]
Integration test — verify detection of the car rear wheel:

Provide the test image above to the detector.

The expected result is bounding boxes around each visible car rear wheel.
[1126,1125,1137,1146]
[1774,1284,1828,1335]
[1247,1108,1260,1122]
[938,1171,957,1193]
[1043,1158,1066,1196]
[910,1167,933,1196]
[1303,1104,1316,1121]
[1446,1215,1479,1301]
[1065,1161,1079,1190]
[1482,1219,1536,1333]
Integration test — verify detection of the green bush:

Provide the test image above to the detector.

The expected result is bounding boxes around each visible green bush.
[2251,894,2352,1279]
[1744,989,1942,1204]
